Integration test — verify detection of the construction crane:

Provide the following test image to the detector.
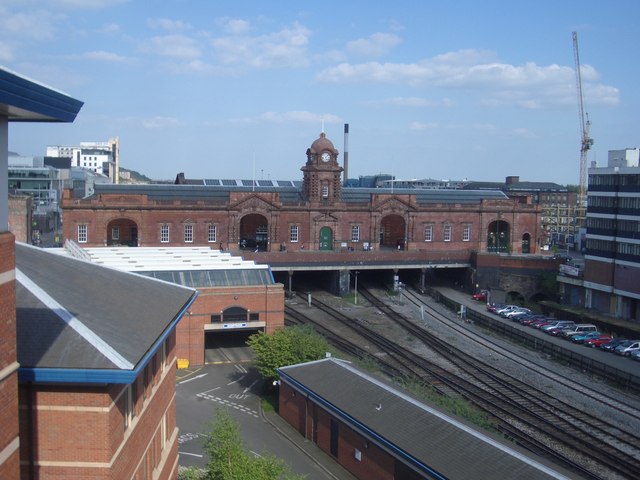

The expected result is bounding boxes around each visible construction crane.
[573,31,594,207]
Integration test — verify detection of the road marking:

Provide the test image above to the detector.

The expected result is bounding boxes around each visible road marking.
[179,373,208,384]
[198,386,221,395]
[243,379,258,393]
[179,452,204,458]
[196,392,259,418]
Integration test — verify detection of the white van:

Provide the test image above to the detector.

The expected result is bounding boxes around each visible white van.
[560,324,597,339]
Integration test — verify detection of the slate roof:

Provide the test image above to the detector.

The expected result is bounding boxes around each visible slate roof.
[89,183,507,205]
[15,243,197,383]
[278,358,572,480]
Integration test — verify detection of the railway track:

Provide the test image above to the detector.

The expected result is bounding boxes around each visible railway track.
[285,286,640,480]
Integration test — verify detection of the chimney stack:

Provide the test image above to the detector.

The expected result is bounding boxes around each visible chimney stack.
[343,123,349,186]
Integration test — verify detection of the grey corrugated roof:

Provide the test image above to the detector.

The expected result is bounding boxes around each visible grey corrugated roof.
[15,243,196,373]
[279,358,571,480]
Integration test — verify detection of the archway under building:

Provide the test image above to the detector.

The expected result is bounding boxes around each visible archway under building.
[319,226,333,250]
[106,218,138,246]
[380,214,406,249]
[487,220,510,253]
[239,213,268,251]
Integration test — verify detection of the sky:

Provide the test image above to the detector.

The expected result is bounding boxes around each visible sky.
[2,1,638,185]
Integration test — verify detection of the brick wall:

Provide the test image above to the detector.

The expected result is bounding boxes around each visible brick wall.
[0,232,19,480]
[18,334,178,479]
[8,194,31,244]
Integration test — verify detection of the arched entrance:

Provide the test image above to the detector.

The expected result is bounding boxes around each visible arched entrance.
[487,220,510,253]
[106,218,138,246]
[319,226,333,250]
[380,214,406,249]
[239,214,268,251]
[522,233,531,254]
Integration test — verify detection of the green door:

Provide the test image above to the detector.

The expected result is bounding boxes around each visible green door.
[319,227,333,250]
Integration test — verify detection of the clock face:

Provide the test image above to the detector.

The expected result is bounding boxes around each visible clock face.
[321,152,331,162]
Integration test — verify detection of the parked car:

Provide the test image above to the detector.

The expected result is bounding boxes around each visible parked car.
[486,303,507,314]
[630,350,640,361]
[613,340,640,356]
[495,305,522,316]
[560,324,598,339]
[502,308,532,319]
[600,338,628,352]
[569,331,602,344]
[521,316,550,326]
[540,321,575,333]
[472,290,488,302]
[583,334,613,348]
[548,325,578,336]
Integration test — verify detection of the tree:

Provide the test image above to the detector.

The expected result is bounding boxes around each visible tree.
[247,325,329,383]
[202,409,305,480]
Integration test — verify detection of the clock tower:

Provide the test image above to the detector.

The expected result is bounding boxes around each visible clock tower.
[302,132,343,203]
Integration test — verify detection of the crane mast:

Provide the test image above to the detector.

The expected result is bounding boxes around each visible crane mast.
[573,31,593,207]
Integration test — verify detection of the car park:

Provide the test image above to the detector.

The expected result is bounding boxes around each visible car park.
[600,338,628,352]
[569,331,602,344]
[613,340,640,356]
[583,334,613,348]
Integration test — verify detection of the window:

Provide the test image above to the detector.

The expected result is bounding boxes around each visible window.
[77,224,88,243]
[184,224,193,243]
[112,226,120,241]
[322,183,329,198]
[207,224,217,243]
[124,385,132,429]
[351,225,360,243]
[290,225,299,243]
[444,225,452,242]
[160,224,170,243]
[463,225,471,242]
[424,225,433,242]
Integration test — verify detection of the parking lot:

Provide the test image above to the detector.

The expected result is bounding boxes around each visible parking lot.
[176,361,347,479]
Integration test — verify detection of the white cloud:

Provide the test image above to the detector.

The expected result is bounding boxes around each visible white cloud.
[317,49,619,108]
[101,23,120,34]
[142,116,181,129]
[409,121,438,131]
[50,0,129,9]
[0,41,14,61]
[211,22,311,69]
[346,33,401,58]
[147,18,191,32]
[71,50,132,63]
[0,6,61,40]
[231,110,342,125]
[218,17,251,34]
[142,34,201,59]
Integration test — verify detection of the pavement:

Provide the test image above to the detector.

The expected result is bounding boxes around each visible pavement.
[260,406,359,480]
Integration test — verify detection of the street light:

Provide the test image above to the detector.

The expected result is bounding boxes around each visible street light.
[353,270,360,305]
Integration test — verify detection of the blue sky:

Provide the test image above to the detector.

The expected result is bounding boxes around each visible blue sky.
[2,0,637,184]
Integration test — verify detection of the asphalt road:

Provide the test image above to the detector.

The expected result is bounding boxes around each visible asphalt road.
[176,360,336,479]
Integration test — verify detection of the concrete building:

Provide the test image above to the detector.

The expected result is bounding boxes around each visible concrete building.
[46,137,119,183]
[569,150,640,320]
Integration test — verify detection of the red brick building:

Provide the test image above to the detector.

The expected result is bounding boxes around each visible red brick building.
[61,132,542,259]
[65,246,285,367]
[16,244,196,479]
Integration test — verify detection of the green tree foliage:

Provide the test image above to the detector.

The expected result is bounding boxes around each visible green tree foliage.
[247,326,329,382]
[203,409,305,480]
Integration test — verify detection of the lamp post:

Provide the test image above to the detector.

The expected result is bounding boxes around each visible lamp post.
[354,270,360,305]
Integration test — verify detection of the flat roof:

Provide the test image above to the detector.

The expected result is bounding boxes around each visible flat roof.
[279,358,573,480]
